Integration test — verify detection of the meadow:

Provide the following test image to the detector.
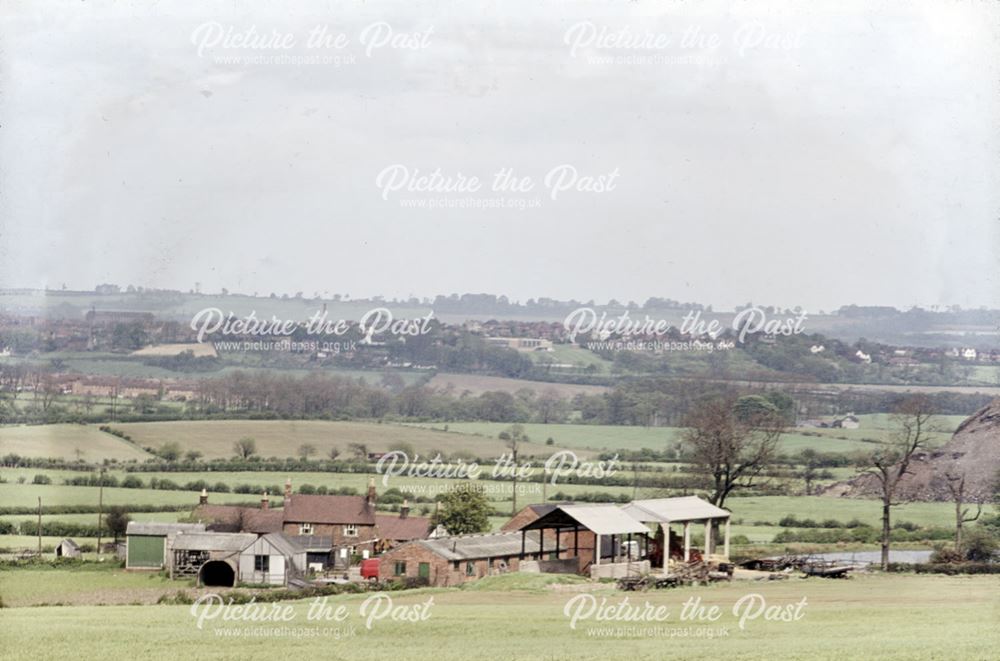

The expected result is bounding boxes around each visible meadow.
[0,571,996,660]
[111,420,566,460]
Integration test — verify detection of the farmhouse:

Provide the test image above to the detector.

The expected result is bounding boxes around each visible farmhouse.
[281,479,380,566]
[125,522,205,569]
[378,531,542,587]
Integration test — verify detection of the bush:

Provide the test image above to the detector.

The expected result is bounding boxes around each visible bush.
[929,545,964,564]
[963,528,999,562]
[121,475,144,489]
[32,474,52,485]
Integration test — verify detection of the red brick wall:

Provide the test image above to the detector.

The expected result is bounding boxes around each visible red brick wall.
[378,544,539,587]
[282,522,378,564]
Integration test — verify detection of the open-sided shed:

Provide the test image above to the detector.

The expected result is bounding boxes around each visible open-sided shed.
[621,496,732,567]
[519,504,651,575]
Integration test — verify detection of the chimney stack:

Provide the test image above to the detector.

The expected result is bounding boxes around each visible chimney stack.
[284,478,292,499]
[367,477,377,506]
[199,488,208,505]
[261,491,269,510]
[400,499,410,519]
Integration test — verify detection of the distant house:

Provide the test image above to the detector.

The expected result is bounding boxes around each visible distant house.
[55,538,81,558]
[809,345,825,354]
[125,522,206,569]
[962,348,978,360]
[486,337,553,352]
[855,350,872,364]
[832,414,861,429]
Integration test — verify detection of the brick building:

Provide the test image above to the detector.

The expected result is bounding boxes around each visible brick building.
[378,531,541,587]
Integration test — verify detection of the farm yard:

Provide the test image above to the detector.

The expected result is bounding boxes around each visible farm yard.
[0,415,991,554]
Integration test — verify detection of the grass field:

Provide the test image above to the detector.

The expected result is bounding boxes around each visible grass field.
[0,572,996,659]
[409,422,888,454]
[0,482,270,510]
[112,420,569,460]
[0,424,152,462]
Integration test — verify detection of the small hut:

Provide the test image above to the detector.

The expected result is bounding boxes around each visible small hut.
[55,538,82,558]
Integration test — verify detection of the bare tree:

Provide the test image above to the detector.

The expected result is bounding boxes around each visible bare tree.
[943,471,984,557]
[683,394,785,510]
[859,395,935,570]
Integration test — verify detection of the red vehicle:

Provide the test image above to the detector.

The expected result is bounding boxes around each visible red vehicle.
[360,558,381,581]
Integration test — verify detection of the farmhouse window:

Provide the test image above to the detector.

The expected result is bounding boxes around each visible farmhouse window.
[300,523,314,535]
[255,555,269,572]
[344,524,358,537]
[465,561,475,576]
[394,561,406,576]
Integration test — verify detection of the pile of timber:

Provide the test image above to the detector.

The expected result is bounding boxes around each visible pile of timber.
[616,562,733,591]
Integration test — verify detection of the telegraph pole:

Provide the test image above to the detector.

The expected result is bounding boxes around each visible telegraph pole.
[96,466,105,557]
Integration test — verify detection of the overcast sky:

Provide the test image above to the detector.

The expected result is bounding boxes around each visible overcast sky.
[1,0,998,310]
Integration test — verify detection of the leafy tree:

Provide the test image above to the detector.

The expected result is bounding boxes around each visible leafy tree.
[430,483,491,535]
[233,437,257,459]
[105,506,131,542]
[158,442,182,462]
[297,443,317,460]
[683,394,785,510]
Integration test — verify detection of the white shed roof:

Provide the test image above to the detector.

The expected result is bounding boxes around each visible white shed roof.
[621,497,730,523]
[170,532,257,552]
[126,522,206,536]
[557,505,651,535]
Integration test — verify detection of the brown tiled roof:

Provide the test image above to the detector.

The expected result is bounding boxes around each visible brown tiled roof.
[283,495,376,525]
[375,514,432,542]
[191,505,283,534]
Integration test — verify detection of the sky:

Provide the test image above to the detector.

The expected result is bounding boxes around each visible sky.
[1,0,998,311]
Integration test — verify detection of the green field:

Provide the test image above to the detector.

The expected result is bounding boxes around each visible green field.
[409,422,890,454]
[0,482,269,510]
[0,572,996,659]
[112,420,569,460]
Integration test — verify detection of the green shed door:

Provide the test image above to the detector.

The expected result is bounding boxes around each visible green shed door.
[418,562,430,579]
[127,535,164,568]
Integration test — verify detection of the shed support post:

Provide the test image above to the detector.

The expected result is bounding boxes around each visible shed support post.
[595,534,601,565]
[539,527,544,558]
[574,526,579,556]
[704,519,712,556]
[520,530,525,560]
[724,518,731,560]
[662,526,669,572]
[683,522,690,562]
[554,527,560,559]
